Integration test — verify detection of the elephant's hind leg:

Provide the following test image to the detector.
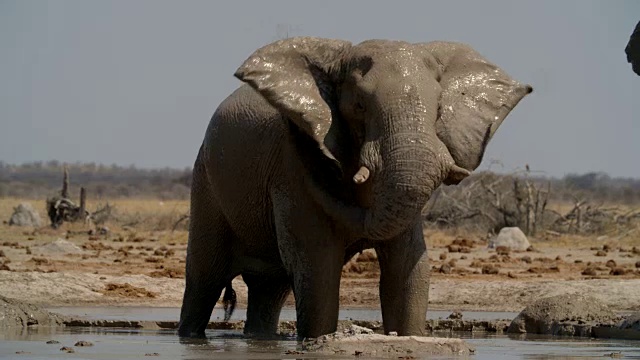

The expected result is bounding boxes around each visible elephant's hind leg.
[178,176,236,338]
[242,273,291,337]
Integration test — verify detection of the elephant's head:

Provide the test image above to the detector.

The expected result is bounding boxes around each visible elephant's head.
[235,37,532,240]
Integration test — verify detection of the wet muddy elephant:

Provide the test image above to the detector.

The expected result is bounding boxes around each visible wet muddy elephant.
[178,37,532,339]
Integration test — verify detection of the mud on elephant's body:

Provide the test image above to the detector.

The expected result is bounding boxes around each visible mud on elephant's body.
[178,37,532,339]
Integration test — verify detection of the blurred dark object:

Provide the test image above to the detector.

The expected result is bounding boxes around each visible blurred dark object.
[626,20,640,76]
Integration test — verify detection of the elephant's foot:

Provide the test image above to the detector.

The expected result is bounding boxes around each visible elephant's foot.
[243,274,291,337]
[375,222,430,336]
[178,283,225,338]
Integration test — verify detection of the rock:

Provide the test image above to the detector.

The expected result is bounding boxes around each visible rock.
[451,238,475,248]
[617,313,640,331]
[507,294,618,336]
[74,340,93,347]
[610,268,629,276]
[496,246,511,255]
[439,263,452,274]
[8,203,42,227]
[448,311,463,320]
[447,244,460,253]
[35,238,84,255]
[0,295,66,328]
[482,265,499,275]
[489,227,531,251]
[302,325,474,357]
[592,313,640,340]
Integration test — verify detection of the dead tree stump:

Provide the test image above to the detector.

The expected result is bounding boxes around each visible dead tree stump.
[46,166,91,228]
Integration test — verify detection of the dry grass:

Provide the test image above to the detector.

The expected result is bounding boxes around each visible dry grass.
[0,198,190,245]
[92,198,190,231]
[424,221,639,252]
[2,197,638,252]
[537,233,639,250]
[1,198,188,224]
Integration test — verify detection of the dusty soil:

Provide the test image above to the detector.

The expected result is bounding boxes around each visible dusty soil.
[0,223,640,313]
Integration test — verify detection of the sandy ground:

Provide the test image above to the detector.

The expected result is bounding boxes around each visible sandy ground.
[0,224,639,313]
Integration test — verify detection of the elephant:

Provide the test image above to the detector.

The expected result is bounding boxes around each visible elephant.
[177,36,532,339]
[626,20,640,76]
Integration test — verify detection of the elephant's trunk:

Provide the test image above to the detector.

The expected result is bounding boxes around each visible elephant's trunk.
[359,123,450,240]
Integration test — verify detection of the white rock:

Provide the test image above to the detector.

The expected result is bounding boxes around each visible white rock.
[489,227,531,251]
[8,203,42,227]
[36,239,84,255]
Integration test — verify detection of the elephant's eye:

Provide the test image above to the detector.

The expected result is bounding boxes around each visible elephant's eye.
[354,102,365,114]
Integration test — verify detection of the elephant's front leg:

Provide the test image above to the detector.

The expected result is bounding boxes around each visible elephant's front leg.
[374,219,429,336]
[273,195,345,339]
[280,230,345,338]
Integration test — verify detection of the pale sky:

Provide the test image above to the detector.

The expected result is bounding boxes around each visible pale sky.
[1,0,639,177]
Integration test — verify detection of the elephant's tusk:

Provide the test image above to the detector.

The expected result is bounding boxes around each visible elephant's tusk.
[353,166,370,184]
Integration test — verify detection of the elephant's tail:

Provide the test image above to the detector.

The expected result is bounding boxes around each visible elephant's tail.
[222,282,237,322]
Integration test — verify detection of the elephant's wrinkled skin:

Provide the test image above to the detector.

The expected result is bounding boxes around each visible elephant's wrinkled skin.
[178,37,532,339]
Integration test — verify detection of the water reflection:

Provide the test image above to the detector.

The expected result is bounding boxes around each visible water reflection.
[1,326,639,360]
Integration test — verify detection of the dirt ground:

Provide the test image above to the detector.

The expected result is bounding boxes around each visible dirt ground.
[1,211,639,314]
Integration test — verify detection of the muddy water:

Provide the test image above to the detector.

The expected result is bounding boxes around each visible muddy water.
[2,327,640,360]
[2,309,640,359]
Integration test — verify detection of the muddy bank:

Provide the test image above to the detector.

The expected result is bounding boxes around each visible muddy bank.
[61,317,640,341]
[60,317,513,334]
[0,295,66,329]
[505,294,640,340]
[507,294,619,336]
[2,271,640,313]
[2,293,638,342]
[2,227,640,314]
[301,325,474,358]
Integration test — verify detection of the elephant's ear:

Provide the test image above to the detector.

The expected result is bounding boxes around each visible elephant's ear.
[234,37,352,162]
[421,41,533,172]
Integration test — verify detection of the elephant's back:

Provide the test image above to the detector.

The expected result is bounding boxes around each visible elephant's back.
[200,84,285,246]
[210,84,283,133]
[203,84,285,180]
